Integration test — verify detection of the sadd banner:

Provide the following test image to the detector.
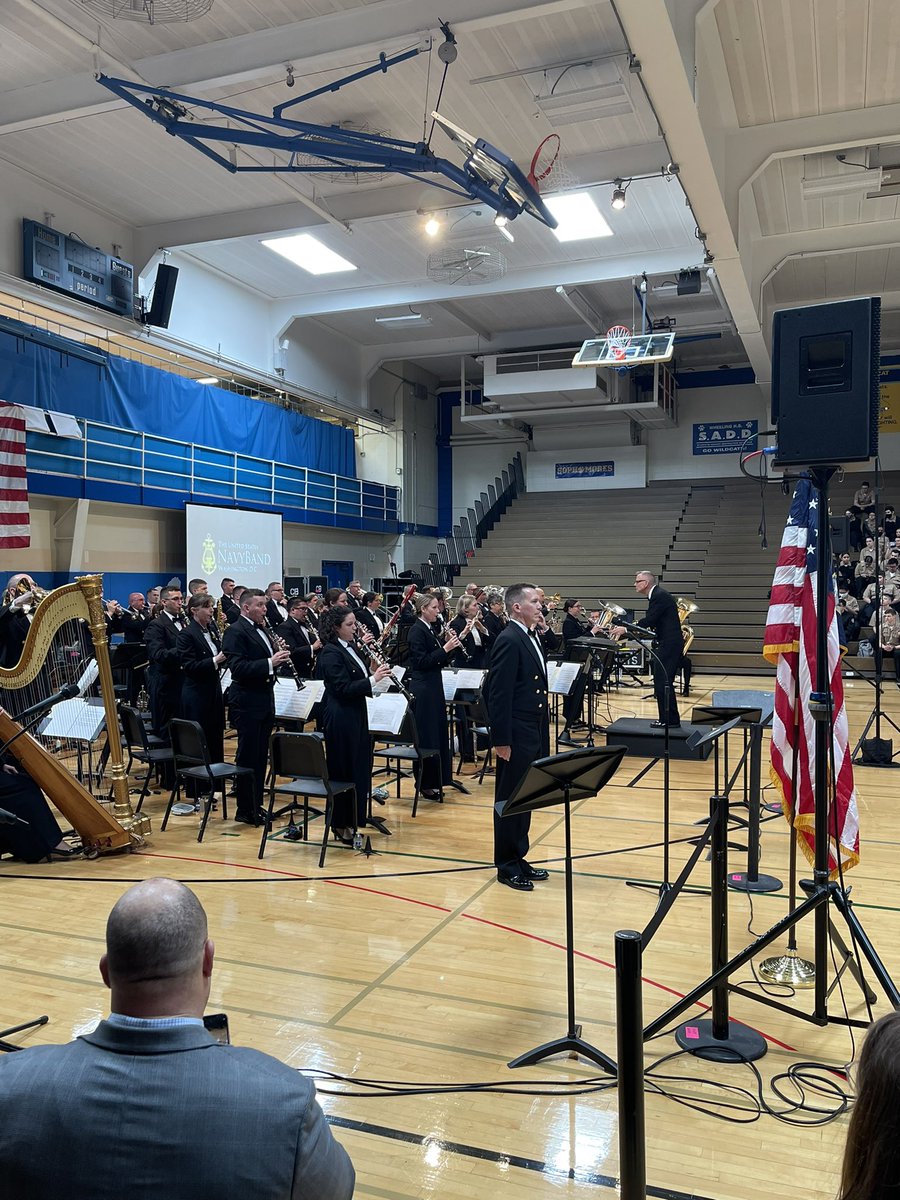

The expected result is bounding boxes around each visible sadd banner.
[693,419,757,455]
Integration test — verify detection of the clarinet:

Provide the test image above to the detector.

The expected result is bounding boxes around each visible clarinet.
[264,616,305,691]
[355,637,414,702]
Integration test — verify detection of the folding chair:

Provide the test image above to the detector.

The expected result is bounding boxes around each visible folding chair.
[161,719,254,843]
[261,732,355,867]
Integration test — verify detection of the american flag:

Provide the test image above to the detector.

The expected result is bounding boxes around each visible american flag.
[0,402,29,549]
[763,476,859,875]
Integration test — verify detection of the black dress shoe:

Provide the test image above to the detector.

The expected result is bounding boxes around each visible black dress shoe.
[557,732,580,746]
[235,809,267,827]
[47,844,84,861]
[520,861,549,881]
[497,870,533,891]
[420,788,441,800]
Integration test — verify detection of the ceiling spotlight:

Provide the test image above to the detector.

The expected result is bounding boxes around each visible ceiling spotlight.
[611,179,629,210]
[285,65,295,88]
[424,216,441,237]
[494,215,508,228]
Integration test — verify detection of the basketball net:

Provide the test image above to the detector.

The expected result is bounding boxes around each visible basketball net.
[606,325,632,361]
[527,132,578,194]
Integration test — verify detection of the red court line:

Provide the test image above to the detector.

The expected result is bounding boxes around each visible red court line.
[138,849,797,1051]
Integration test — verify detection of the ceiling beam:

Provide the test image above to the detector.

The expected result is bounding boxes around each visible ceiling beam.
[0,0,590,135]
[434,301,493,341]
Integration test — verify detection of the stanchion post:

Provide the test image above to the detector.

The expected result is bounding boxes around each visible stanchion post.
[615,929,645,1200]
[728,722,782,893]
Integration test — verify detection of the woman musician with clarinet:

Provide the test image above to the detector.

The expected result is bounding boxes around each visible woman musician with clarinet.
[447,595,490,767]
[406,592,462,799]
[315,605,391,843]
[177,593,227,762]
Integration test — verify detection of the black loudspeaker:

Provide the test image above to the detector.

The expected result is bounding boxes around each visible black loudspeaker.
[772,297,880,467]
[829,516,850,556]
[145,263,179,328]
[307,575,327,596]
[284,575,305,599]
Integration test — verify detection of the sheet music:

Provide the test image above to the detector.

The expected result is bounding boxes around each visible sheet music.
[442,668,486,701]
[372,664,406,696]
[275,678,323,720]
[219,668,232,694]
[76,659,99,695]
[548,661,580,695]
[366,694,408,736]
[39,698,106,741]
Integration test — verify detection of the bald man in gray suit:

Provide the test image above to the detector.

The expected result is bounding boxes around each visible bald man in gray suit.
[0,879,355,1200]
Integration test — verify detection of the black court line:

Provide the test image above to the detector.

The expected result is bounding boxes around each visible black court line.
[326,1114,718,1200]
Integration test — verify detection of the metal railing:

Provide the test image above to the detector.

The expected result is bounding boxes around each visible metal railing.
[26,417,401,526]
[424,452,525,581]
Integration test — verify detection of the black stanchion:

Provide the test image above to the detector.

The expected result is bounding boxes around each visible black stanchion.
[728,722,781,893]
[675,795,767,1062]
[615,930,646,1200]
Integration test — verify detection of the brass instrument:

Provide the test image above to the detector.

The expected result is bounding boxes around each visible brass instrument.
[0,575,149,853]
[596,601,627,630]
[5,578,49,614]
[676,597,699,654]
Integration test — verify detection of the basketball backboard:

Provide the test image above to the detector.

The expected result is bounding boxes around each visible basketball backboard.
[431,111,557,229]
[572,331,676,368]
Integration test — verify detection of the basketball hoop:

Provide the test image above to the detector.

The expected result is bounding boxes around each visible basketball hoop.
[527,133,578,194]
[606,325,633,361]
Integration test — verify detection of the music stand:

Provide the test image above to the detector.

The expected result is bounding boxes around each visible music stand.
[499,744,626,1073]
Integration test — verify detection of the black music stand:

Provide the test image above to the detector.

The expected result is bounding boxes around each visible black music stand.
[566,639,617,744]
[500,744,627,1073]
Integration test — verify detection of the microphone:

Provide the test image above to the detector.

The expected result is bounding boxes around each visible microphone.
[11,683,81,724]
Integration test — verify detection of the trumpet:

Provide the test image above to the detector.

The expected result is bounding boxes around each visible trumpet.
[355,637,414,702]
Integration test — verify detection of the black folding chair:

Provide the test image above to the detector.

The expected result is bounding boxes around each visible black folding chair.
[161,719,254,843]
[371,710,441,818]
[119,703,174,813]
[261,732,355,866]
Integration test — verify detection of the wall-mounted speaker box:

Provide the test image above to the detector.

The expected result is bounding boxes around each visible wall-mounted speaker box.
[145,263,179,328]
[772,297,880,467]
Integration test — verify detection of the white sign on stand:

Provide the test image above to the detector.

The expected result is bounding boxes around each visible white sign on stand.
[441,668,487,702]
[548,662,581,696]
[275,678,323,721]
[366,694,409,737]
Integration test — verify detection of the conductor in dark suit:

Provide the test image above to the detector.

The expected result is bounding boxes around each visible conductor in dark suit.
[145,585,185,739]
[222,589,292,825]
[0,878,355,1199]
[613,570,681,727]
[486,584,551,891]
[177,594,226,761]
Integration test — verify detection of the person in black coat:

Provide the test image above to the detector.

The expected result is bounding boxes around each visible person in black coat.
[276,595,320,679]
[222,589,292,825]
[144,586,185,739]
[447,596,491,764]
[486,583,550,891]
[613,570,682,727]
[264,581,289,630]
[406,593,462,798]
[483,593,507,651]
[0,573,39,669]
[315,605,390,840]
[177,594,226,761]
[355,592,386,641]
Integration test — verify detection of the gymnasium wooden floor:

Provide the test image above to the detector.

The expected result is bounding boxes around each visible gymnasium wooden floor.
[2,672,898,1200]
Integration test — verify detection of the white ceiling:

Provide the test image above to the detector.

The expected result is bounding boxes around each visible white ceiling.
[1,0,899,407]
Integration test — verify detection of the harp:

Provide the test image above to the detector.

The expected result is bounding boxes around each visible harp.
[0,575,150,854]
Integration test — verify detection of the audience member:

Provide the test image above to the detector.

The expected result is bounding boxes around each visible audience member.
[0,878,355,1199]
[839,1010,900,1200]
[852,480,875,512]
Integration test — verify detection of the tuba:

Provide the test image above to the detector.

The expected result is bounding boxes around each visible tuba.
[675,597,699,654]
[0,575,150,853]
[595,601,627,630]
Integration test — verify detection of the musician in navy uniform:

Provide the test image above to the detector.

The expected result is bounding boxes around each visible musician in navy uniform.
[486,583,551,892]
[612,570,681,728]
[177,594,226,762]
[222,589,292,825]
[276,596,320,679]
[406,593,461,798]
[145,586,185,739]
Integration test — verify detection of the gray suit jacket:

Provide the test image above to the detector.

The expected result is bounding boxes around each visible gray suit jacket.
[0,1020,355,1200]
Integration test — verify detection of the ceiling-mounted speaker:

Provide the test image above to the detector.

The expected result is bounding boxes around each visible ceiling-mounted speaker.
[676,269,701,295]
[145,263,179,328]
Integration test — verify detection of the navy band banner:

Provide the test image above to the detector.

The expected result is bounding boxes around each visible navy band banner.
[693,420,757,455]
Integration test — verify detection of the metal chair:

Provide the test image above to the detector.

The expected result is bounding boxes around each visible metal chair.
[261,732,355,866]
[119,703,174,813]
[161,719,254,842]
[371,710,441,818]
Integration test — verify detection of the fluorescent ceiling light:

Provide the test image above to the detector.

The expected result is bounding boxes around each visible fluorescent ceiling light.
[196,376,219,384]
[374,311,432,326]
[261,233,357,275]
[544,192,613,242]
[800,168,881,200]
[534,82,633,126]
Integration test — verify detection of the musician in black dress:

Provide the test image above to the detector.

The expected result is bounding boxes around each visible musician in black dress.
[448,596,490,764]
[612,570,681,727]
[315,606,390,841]
[0,759,82,862]
[406,593,461,798]
[177,594,226,761]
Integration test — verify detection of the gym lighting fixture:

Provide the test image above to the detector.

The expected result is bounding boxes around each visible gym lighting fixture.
[261,233,357,275]
[611,178,630,210]
[544,192,613,242]
[374,308,431,326]
[424,216,442,237]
